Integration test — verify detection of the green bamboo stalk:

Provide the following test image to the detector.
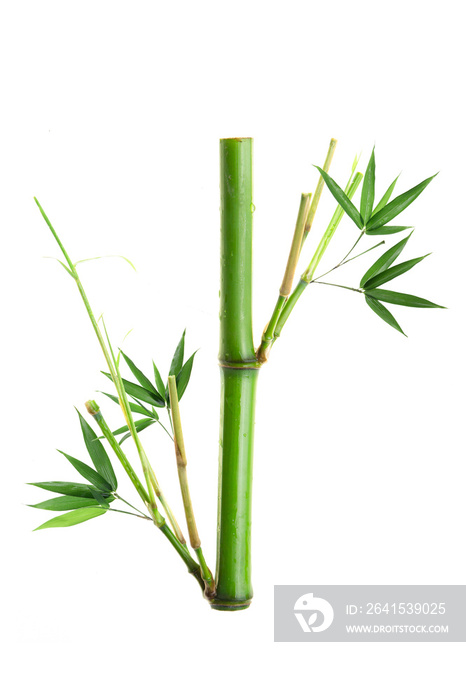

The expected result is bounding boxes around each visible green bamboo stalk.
[212,138,260,610]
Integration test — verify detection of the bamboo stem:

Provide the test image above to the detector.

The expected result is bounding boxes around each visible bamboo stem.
[273,169,363,340]
[35,198,186,543]
[85,400,203,584]
[256,139,337,363]
[213,138,259,611]
[302,138,337,246]
[167,375,215,596]
[256,193,311,362]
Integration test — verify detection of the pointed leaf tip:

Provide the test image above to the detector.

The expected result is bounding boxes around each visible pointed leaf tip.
[365,295,407,336]
[365,289,445,309]
[360,148,376,224]
[360,234,412,287]
[367,173,437,229]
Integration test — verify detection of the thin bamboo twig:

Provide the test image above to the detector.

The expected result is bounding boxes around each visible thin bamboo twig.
[272,169,364,340]
[257,139,337,363]
[257,193,311,362]
[168,376,215,596]
[302,137,337,247]
[35,198,186,544]
[85,400,203,585]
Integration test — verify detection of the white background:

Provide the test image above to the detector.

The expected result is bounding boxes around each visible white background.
[1,0,464,698]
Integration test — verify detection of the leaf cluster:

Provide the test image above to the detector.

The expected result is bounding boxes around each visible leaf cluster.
[316,150,437,236]
[317,150,444,334]
[101,330,196,443]
[28,412,118,530]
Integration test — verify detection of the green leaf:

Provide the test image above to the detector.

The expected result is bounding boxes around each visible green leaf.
[365,289,445,308]
[102,372,165,407]
[77,411,117,490]
[168,330,186,379]
[74,254,136,271]
[152,361,166,399]
[364,255,430,290]
[360,148,376,224]
[365,225,411,236]
[118,418,155,445]
[367,173,437,229]
[365,296,406,336]
[27,481,101,498]
[315,166,363,229]
[120,350,159,395]
[100,392,154,418]
[360,234,412,287]
[58,451,113,492]
[33,507,107,531]
[28,495,114,511]
[111,418,156,437]
[372,174,400,216]
[176,351,197,401]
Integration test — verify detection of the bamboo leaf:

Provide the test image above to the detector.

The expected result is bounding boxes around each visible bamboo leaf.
[111,418,156,437]
[43,257,75,277]
[118,418,155,445]
[168,330,186,379]
[33,507,107,531]
[120,350,159,395]
[27,481,101,498]
[364,255,430,290]
[365,225,411,236]
[99,391,155,418]
[365,296,406,335]
[360,148,376,223]
[367,174,437,229]
[176,351,197,400]
[77,411,117,490]
[360,234,412,287]
[315,166,363,229]
[74,254,136,271]
[152,361,166,398]
[57,451,113,491]
[365,289,445,308]
[372,174,400,216]
[28,495,114,511]
[102,372,165,407]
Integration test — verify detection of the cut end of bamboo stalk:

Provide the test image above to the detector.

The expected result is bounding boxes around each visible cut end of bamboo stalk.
[210,599,252,611]
[85,399,100,415]
[220,136,253,142]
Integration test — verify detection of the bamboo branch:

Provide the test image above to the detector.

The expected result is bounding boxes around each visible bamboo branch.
[168,376,214,596]
[256,139,337,363]
[85,399,203,587]
[302,137,337,246]
[257,193,311,362]
[35,198,186,543]
[272,168,364,339]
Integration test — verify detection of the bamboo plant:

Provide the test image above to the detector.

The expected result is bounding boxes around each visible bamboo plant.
[30,138,444,610]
